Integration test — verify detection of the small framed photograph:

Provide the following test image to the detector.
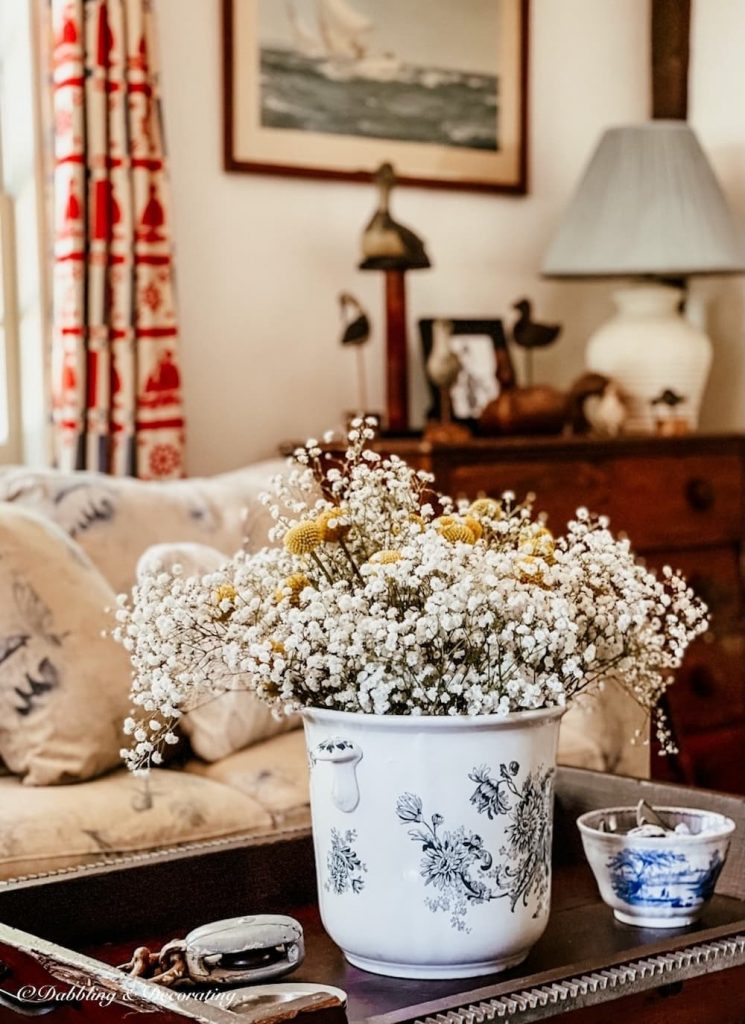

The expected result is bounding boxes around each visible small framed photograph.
[223,0,529,193]
[419,318,516,425]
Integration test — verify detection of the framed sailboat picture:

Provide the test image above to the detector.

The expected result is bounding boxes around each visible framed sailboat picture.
[223,0,529,193]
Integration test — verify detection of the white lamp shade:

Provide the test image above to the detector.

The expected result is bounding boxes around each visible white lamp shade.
[543,122,745,278]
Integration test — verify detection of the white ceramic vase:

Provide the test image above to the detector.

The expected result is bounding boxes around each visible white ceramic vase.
[302,706,563,979]
[586,283,712,433]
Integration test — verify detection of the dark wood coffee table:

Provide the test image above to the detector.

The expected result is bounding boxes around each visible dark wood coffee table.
[0,768,743,1023]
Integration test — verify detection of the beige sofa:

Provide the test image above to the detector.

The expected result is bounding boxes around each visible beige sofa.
[0,464,646,884]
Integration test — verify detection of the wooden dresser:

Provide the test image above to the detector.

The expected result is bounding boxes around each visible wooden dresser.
[373,433,745,794]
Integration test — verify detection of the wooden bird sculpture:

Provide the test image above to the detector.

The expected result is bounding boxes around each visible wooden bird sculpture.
[339,292,370,346]
[360,163,431,271]
[512,298,561,386]
[339,292,371,414]
[651,388,688,436]
[568,372,627,437]
[423,320,470,442]
[651,388,685,410]
[426,319,460,389]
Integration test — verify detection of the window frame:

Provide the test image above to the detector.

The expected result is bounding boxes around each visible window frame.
[0,173,22,464]
[0,0,50,468]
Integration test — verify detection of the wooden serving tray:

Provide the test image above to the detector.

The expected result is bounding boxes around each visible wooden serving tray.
[0,768,743,1023]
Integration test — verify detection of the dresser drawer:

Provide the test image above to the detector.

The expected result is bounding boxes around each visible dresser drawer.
[668,632,745,734]
[611,455,744,549]
[675,725,745,794]
[444,459,610,528]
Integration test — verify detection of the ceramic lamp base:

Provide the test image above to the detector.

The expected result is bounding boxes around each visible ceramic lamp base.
[586,283,712,433]
[345,950,529,980]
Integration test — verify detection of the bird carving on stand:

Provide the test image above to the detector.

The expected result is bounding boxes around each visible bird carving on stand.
[512,298,562,386]
[360,163,431,271]
[651,388,687,436]
[424,320,470,442]
[339,292,370,346]
[339,292,372,417]
[426,319,460,390]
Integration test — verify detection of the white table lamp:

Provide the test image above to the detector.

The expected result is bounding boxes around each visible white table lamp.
[543,122,745,431]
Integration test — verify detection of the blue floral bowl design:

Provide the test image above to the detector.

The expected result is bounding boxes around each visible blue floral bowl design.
[578,806,735,929]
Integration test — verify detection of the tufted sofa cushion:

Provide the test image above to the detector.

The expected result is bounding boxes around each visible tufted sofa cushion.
[184,730,311,830]
[0,461,286,595]
[0,767,274,882]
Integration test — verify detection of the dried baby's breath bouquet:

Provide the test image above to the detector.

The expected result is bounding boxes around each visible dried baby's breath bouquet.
[115,419,708,772]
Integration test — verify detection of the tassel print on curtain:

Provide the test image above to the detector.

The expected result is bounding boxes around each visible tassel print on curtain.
[49,0,185,478]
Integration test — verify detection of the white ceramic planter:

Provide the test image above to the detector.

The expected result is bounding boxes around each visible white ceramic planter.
[302,706,563,979]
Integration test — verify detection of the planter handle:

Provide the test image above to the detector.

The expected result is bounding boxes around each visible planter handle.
[310,738,363,812]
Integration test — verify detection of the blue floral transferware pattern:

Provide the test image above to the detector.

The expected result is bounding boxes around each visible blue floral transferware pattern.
[606,848,724,908]
[396,762,554,931]
[325,827,367,895]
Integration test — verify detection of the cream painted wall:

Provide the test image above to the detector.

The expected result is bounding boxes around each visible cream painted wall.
[689,0,745,433]
[156,0,656,474]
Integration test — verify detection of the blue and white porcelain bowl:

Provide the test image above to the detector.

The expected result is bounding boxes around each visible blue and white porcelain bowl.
[578,806,735,928]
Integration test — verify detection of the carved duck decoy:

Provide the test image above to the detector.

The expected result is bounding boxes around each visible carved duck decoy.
[512,298,562,386]
[512,299,561,350]
[360,163,431,271]
[651,388,685,409]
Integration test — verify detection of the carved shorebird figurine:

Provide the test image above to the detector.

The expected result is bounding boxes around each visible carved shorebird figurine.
[360,163,431,271]
[339,292,371,413]
[512,298,562,386]
[338,292,370,347]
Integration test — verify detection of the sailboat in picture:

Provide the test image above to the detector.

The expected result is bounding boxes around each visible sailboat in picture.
[287,0,402,82]
[286,2,324,57]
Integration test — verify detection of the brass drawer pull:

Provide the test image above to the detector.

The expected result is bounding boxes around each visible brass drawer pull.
[685,477,716,511]
[689,666,714,698]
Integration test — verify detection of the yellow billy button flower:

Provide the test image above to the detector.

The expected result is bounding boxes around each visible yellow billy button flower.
[463,514,484,541]
[469,497,503,520]
[275,572,310,606]
[213,583,237,605]
[369,549,402,565]
[315,506,351,542]
[514,554,551,588]
[519,526,556,564]
[212,582,237,621]
[408,513,426,532]
[284,521,322,556]
[438,522,476,545]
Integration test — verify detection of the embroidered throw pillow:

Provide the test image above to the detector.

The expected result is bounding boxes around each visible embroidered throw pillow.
[0,461,286,594]
[0,506,131,785]
[136,542,299,763]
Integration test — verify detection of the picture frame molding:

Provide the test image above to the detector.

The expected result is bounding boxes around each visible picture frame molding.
[222,0,530,194]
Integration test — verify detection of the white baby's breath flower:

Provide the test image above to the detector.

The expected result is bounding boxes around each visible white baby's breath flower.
[114,424,707,772]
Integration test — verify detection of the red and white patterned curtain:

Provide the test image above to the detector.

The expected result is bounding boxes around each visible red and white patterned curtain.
[48,0,186,479]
